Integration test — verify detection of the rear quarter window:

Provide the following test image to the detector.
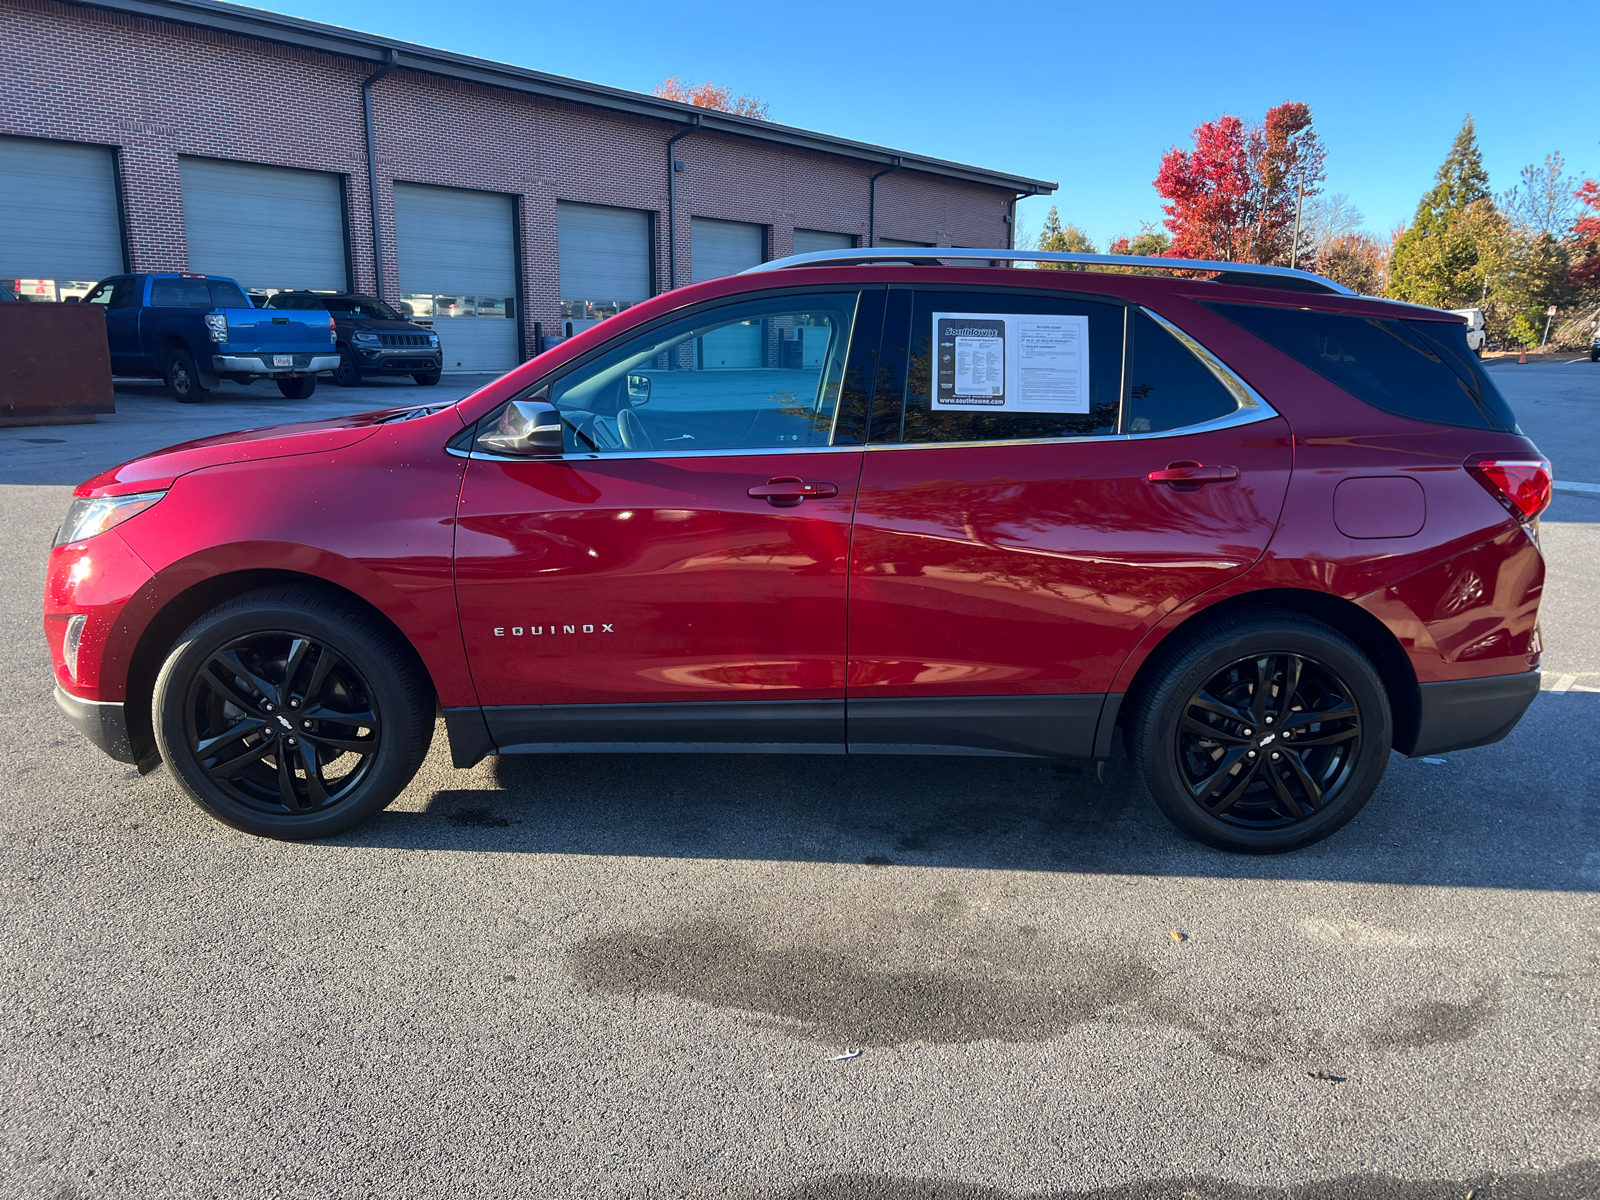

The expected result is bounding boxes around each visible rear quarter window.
[1205,301,1517,432]
[206,280,251,309]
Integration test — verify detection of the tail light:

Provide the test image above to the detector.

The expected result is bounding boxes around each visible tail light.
[1466,455,1552,522]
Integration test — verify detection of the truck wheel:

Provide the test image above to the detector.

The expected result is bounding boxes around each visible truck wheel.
[152,586,435,839]
[334,349,362,387]
[277,375,317,399]
[164,348,211,403]
[412,371,441,386]
[1125,613,1391,854]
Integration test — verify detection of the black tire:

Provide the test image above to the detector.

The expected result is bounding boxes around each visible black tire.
[278,375,317,399]
[412,371,441,386]
[334,348,363,387]
[152,587,434,839]
[1125,613,1391,853]
[164,347,211,403]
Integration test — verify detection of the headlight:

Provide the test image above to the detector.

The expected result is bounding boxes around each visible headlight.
[352,331,381,344]
[428,334,439,347]
[204,313,228,343]
[55,491,166,547]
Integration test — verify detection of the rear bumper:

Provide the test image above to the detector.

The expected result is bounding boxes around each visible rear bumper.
[212,354,340,375]
[1409,670,1540,757]
[55,685,137,764]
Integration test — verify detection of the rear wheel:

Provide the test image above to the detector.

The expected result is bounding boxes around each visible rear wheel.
[1126,613,1391,853]
[164,348,211,403]
[278,375,317,399]
[152,587,434,839]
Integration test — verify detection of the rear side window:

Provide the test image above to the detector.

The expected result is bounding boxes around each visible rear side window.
[1125,310,1240,433]
[893,290,1124,443]
[1206,302,1517,432]
[149,278,212,307]
[206,280,251,309]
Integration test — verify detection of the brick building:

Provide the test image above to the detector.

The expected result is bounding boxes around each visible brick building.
[0,0,1053,370]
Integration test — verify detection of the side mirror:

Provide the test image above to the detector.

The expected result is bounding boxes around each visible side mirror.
[478,399,564,456]
[626,373,651,404]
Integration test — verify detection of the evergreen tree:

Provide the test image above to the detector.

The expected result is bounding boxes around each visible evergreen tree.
[1388,117,1501,307]
[1037,205,1097,269]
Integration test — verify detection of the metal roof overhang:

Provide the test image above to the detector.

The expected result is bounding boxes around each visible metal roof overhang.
[62,0,1058,197]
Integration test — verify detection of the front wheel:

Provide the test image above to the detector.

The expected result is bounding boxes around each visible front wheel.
[278,375,317,399]
[334,349,363,387]
[1126,613,1391,853]
[412,371,441,386]
[152,587,434,839]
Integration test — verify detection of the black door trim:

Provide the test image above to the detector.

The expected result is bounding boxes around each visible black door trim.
[848,694,1103,758]
[482,698,846,754]
[460,693,1110,760]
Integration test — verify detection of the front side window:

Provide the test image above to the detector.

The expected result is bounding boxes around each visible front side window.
[528,292,860,454]
[892,290,1125,443]
[85,279,129,307]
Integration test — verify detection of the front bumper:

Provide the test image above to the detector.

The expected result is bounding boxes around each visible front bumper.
[55,685,144,766]
[213,354,341,375]
[1410,670,1541,757]
[353,347,442,375]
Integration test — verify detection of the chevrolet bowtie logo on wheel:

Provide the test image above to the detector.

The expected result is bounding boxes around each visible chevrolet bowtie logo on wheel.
[492,623,615,636]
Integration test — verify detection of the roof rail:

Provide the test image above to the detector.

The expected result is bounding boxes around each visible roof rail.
[740,247,1356,295]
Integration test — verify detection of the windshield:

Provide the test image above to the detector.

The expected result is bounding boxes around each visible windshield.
[323,296,402,321]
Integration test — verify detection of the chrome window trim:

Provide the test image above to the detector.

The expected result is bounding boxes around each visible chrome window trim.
[447,304,1279,463]
[453,443,866,464]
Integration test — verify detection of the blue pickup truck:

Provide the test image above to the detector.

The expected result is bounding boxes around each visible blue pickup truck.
[81,273,338,402]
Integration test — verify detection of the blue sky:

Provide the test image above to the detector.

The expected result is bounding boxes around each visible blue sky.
[262,0,1593,250]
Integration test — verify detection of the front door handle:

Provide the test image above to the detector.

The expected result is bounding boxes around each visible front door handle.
[1148,462,1240,486]
[748,477,839,507]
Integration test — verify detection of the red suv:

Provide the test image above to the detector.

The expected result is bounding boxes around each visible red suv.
[44,251,1550,852]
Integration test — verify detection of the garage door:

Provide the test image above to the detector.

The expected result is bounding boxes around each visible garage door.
[0,136,124,301]
[691,218,765,367]
[395,183,518,372]
[180,157,346,293]
[793,229,852,256]
[558,201,650,335]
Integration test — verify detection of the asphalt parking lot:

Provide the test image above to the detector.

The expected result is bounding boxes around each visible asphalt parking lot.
[1,363,1597,1199]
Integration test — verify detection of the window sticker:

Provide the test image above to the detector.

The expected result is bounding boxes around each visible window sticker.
[932,312,1091,413]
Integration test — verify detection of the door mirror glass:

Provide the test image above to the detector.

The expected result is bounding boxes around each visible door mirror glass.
[477,399,565,456]
[625,373,651,404]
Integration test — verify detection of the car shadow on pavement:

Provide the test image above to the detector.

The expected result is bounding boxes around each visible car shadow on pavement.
[342,690,1600,891]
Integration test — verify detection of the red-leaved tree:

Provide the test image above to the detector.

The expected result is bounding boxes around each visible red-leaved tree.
[1569,178,1600,287]
[1155,102,1327,264]
[653,77,771,121]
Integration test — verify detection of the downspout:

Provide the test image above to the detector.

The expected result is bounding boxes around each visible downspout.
[362,49,400,300]
[868,158,901,247]
[666,115,701,291]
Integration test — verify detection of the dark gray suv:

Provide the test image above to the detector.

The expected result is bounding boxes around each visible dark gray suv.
[266,292,443,386]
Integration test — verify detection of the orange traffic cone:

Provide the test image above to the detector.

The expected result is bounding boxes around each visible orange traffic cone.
[1518,348,1528,364]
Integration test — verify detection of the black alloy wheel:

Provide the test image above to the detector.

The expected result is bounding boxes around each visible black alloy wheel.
[183,631,381,817]
[1176,653,1360,827]
[1128,613,1391,853]
[334,347,363,387]
[154,587,433,839]
[164,348,210,403]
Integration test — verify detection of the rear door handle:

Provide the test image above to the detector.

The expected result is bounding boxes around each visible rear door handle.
[748,477,839,507]
[1148,463,1240,485]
